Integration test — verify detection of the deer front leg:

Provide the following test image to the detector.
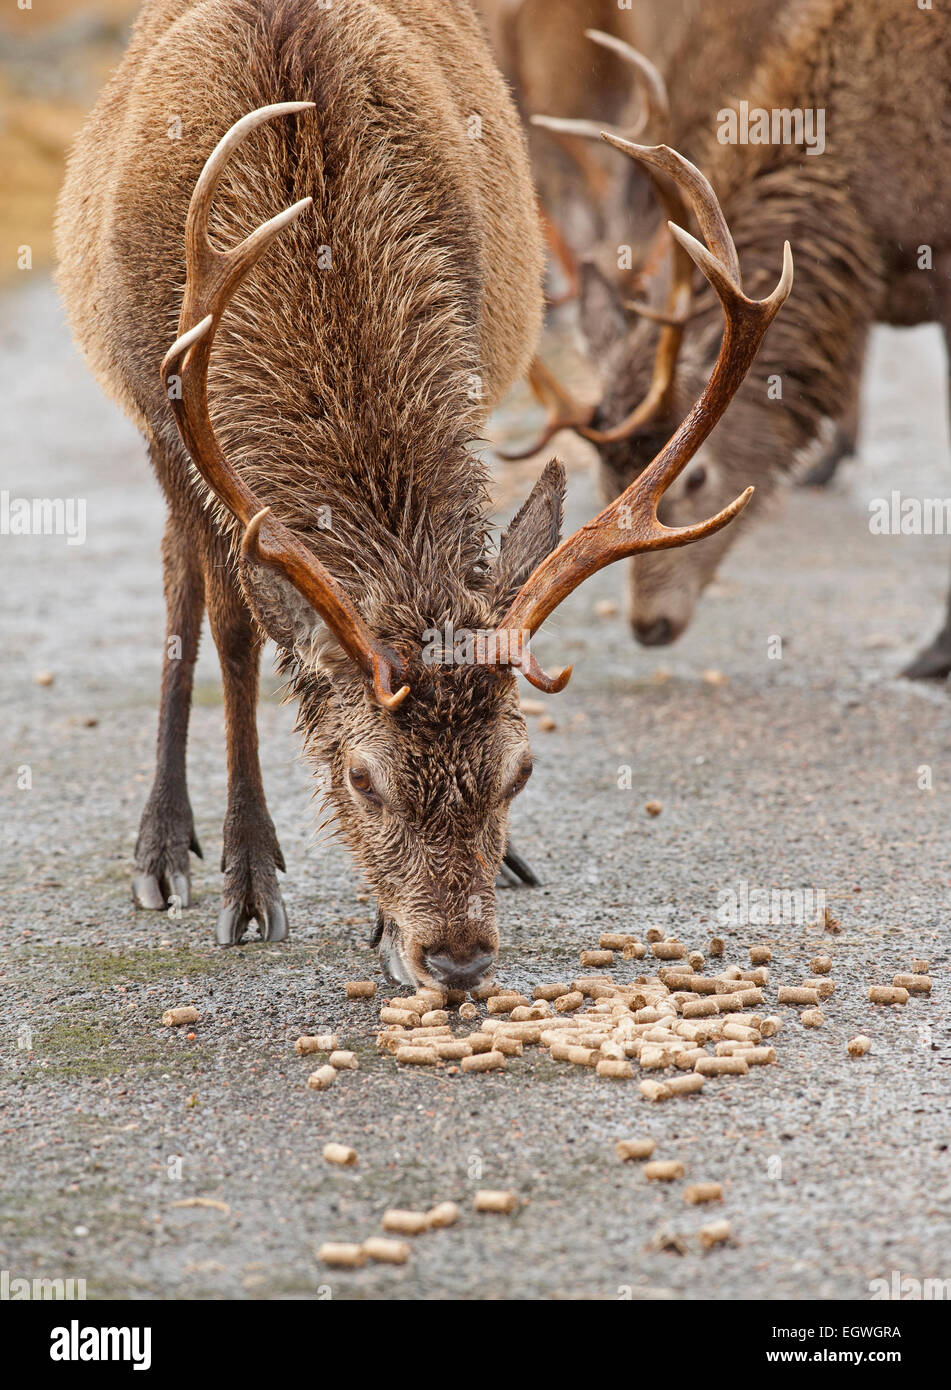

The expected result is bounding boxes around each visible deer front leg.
[205,556,287,944]
[133,511,204,912]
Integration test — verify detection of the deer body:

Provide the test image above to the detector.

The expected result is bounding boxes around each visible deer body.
[558,0,951,657]
[56,0,790,985]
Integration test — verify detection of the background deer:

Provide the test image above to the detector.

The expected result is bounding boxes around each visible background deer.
[55,0,789,989]
[512,0,951,673]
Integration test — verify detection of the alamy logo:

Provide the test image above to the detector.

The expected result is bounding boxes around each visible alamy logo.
[0,489,87,545]
[421,621,531,668]
[1,1269,86,1300]
[869,1271,951,1300]
[868,491,951,535]
[717,879,826,926]
[717,101,826,156]
[50,1320,151,1370]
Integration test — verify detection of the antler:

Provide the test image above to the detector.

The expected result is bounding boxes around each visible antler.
[493,137,793,693]
[161,103,409,712]
[499,38,701,460]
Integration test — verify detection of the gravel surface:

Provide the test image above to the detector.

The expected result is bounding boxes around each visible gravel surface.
[1,279,949,1301]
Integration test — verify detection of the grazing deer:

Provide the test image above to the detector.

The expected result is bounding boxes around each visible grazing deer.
[510,0,951,671]
[55,0,790,988]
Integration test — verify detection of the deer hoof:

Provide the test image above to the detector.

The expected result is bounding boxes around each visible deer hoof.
[497,842,541,890]
[901,641,951,681]
[215,894,288,945]
[132,874,167,911]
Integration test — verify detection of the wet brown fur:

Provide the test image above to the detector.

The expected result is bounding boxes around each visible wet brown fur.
[56,0,552,983]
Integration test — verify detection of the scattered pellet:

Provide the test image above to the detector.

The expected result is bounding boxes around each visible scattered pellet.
[708,937,725,957]
[493,1034,523,1057]
[682,997,719,1019]
[759,1015,782,1038]
[471,981,501,1001]
[417,987,448,1008]
[600,933,634,950]
[461,1050,506,1072]
[329,1050,358,1070]
[584,948,618,969]
[685,1182,723,1205]
[652,941,686,960]
[34,670,55,687]
[809,955,833,974]
[433,1040,473,1060]
[893,973,931,994]
[382,1209,430,1235]
[868,985,909,1005]
[597,1058,634,1079]
[533,982,569,1001]
[474,1190,518,1213]
[639,1080,670,1102]
[737,967,769,985]
[458,1002,479,1021]
[345,981,377,999]
[722,1022,759,1043]
[510,1002,550,1021]
[644,1160,685,1181]
[519,698,546,716]
[777,986,819,1006]
[318,1242,366,1267]
[307,1065,338,1091]
[380,1007,420,1027]
[537,715,557,732]
[622,941,648,959]
[363,1237,410,1265]
[162,1006,198,1027]
[486,993,530,1015]
[645,800,663,817]
[646,927,664,943]
[696,1056,748,1076]
[466,1033,495,1053]
[847,1034,871,1057]
[420,1009,448,1028]
[323,1143,357,1167]
[800,1008,825,1028]
[297,1033,338,1054]
[427,1201,460,1228]
[664,1073,705,1097]
[616,1139,655,1161]
[749,945,771,965]
[912,959,929,975]
[396,1045,438,1065]
[688,951,705,970]
[699,1219,731,1248]
[803,977,835,998]
[554,990,584,1013]
[674,1048,707,1070]
[567,1045,599,1067]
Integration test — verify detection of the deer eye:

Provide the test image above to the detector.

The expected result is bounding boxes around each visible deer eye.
[348,766,381,804]
[506,760,534,800]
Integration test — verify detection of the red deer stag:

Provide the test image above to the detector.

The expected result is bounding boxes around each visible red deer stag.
[506,0,950,670]
[55,0,790,988]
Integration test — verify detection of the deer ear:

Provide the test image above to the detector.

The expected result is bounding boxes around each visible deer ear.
[492,459,565,613]
[579,260,629,358]
[237,556,349,675]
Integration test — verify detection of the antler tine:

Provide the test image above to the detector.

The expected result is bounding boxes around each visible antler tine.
[584,29,670,143]
[161,104,410,712]
[492,151,793,692]
[496,359,594,461]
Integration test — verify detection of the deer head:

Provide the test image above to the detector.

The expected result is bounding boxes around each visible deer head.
[162,104,791,989]
[518,37,783,644]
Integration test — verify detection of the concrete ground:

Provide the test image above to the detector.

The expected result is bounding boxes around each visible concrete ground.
[1,278,949,1301]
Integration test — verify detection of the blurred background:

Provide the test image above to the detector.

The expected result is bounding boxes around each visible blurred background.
[1,0,137,285]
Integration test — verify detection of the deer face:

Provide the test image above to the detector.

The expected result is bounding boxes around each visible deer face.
[313,660,533,988]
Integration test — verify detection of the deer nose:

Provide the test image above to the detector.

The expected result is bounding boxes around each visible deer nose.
[423,949,496,992]
[632,616,674,646]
